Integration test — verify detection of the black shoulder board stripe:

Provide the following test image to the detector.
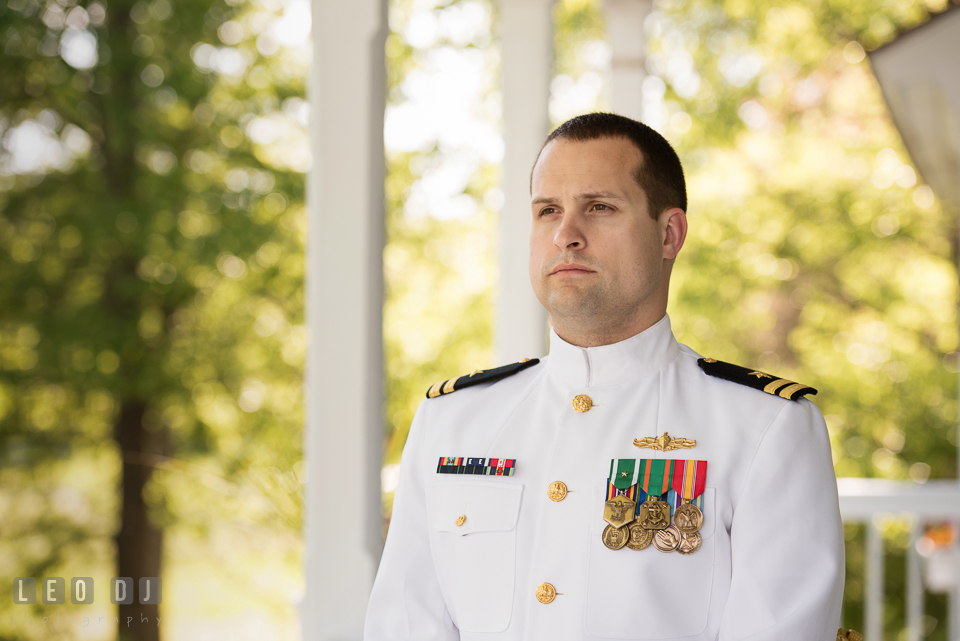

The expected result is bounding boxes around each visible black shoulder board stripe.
[426,358,540,399]
[697,358,817,401]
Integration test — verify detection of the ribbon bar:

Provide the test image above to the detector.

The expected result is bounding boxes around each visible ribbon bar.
[437,457,516,476]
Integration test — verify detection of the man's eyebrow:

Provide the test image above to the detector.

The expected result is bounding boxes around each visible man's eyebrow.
[531,196,558,206]
[577,191,624,201]
[531,191,625,206]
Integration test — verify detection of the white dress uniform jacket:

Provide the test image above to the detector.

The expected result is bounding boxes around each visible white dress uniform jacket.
[365,315,845,641]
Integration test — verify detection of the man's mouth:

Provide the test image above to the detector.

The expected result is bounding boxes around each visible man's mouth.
[551,263,595,275]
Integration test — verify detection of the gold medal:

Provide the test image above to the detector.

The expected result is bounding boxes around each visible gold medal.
[637,496,671,530]
[674,500,703,534]
[626,522,653,550]
[653,525,682,552]
[677,531,702,555]
[603,494,637,529]
[602,524,629,550]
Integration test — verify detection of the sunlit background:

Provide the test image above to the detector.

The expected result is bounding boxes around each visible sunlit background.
[1,0,958,639]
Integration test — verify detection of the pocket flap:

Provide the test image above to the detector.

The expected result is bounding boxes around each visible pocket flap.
[429,481,523,536]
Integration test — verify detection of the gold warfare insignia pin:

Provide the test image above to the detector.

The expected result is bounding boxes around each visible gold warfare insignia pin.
[633,432,696,452]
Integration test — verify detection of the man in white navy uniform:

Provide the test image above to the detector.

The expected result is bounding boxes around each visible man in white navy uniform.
[364,113,846,641]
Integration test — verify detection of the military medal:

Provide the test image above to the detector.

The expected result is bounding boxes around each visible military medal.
[674,501,703,533]
[603,459,640,529]
[653,525,682,552]
[638,496,671,530]
[637,459,674,530]
[626,522,653,550]
[604,494,637,528]
[673,461,707,534]
[677,531,702,555]
[602,524,630,550]
[601,456,709,555]
[601,459,640,547]
[670,459,707,535]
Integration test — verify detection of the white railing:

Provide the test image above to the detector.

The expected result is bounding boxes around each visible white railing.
[838,478,960,641]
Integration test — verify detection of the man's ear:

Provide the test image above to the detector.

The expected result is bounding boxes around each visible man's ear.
[661,207,687,260]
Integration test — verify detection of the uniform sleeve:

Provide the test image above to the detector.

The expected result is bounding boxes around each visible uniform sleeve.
[718,398,845,641]
[364,402,459,641]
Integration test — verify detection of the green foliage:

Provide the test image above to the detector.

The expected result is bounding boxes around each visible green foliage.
[0,0,306,634]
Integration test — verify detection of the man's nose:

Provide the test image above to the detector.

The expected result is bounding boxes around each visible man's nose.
[553,214,586,250]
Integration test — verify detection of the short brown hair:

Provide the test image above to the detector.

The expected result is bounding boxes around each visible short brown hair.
[535,112,687,218]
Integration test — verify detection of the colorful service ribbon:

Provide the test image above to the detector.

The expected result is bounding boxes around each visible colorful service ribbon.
[436,457,515,476]
[638,458,675,498]
[668,459,708,512]
[606,481,640,501]
[609,458,641,489]
[606,459,642,500]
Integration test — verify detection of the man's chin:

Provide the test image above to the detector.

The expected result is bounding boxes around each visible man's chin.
[545,290,602,320]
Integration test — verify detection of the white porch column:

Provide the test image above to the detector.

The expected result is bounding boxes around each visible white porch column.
[496,0,553,365]
[305,0,387,638]
[604,0,654,121]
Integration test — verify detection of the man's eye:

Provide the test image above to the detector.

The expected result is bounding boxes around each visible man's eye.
[540,207,559,216]
[592,203,610,211]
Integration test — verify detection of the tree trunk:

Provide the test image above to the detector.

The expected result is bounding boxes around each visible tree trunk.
[114,399,163,641]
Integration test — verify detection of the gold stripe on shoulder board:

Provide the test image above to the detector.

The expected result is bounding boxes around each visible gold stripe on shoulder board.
[442,377,460,395]
[763,379,793,395]
[427,381,444,398]
[778,383,809,399]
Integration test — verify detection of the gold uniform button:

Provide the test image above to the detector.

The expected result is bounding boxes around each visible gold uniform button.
[547,481,568,502]
[455,514,466,527]
[535,582,557,604]
[572,394,593,413]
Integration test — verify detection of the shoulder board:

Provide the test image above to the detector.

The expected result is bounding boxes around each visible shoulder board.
[697,358,817,401]
[426,358,540,399]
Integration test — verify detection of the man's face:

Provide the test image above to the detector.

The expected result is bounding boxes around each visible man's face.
[528,136,684,343]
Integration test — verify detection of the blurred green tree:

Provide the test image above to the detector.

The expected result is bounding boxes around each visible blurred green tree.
[0,0,306,637]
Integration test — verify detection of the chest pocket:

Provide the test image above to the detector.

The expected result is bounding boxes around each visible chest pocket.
[427,480,523,634]
[585,485,717,639]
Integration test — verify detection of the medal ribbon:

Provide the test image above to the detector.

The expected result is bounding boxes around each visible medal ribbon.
[670,460,708,501]
[609,458,640,490]
[638,459,675,497]
[606,459,640,500]
[605,482,638,501]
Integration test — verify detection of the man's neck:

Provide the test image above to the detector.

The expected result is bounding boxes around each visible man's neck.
[551,310,667,348]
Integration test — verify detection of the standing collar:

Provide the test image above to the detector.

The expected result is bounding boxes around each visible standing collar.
[545,314,680,388]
